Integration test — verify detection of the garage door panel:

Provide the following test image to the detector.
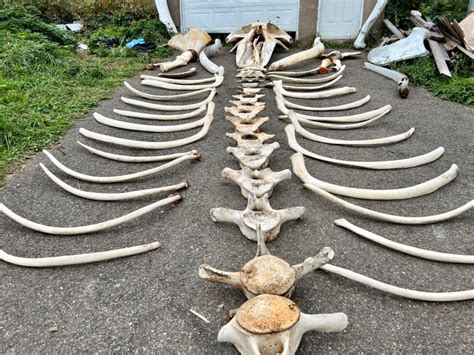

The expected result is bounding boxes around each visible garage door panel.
[240,10,266,25]
[214,11,239,31]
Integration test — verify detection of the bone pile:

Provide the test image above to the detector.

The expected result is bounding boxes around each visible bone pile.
[268,40,473,302]
[0,40,224,267]
[200,23,349,354]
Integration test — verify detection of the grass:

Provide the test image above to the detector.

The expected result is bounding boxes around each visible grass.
[0,4,170,183]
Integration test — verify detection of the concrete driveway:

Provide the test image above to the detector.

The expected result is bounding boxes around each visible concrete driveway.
[1,49,472,353]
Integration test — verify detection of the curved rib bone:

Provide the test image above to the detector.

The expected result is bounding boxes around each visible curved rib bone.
[142,69,224,90]
[0,241,161,267]
[223,167,291,198]
[210,194,305,241]
[94,112,206,133]
[77,142,197,163]
[335,219,474,264]
[286,125,444,170]
[277,93,370,112]
[276,75,343,91]
[114,105,207,121]
[157,67,196,78]
[304,183,473,224]
[120,88,215,111]
[292,153,458,200]
[321,264,474,302]
[124,82,211,101]
[274,81,356,99]
[268,65,345,83]
[283,104,391,122]
[364,62,409,98]
[290,119,414,147]
[287,110,385,130]
[40,163,187,201]
[200,39,223,74]
[81,103,215,150]
[268,37,325,71]
[0,195,181,235]
[140,74,217,84]
[43,150,199,184]
[266,67,320,77]
[227,143,280,170]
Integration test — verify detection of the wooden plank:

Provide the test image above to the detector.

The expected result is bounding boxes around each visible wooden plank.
[428,39,451,77]
[455,43,474,59]
[452,20,466,42]
[438,42,451,61]
[383,19,405,39]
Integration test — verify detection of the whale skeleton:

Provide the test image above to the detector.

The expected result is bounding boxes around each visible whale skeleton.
[0,195,182,235]
[291,153,458,200]
[335,219,474,264]
[304,183,473,225]
[285,125,444,170]
[42,150,199,184]
[124,82,212,101]
[40,163,188,201]
[0,241,161,267]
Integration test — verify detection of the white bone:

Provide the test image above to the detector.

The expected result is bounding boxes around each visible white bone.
[158,50,195,73]
[140,74,216,84]
[77,142,197,163]
[0,195,181,235]
[226,131,275,151]
[142,69,224,90]
[268,37,325,71]
[93,112,206,133]
[223,167,291,198]
[42,150,199,184]
[353,0,389,49]
[304,183,473,224]
[227,143,280,170]
[229,100,265,108]
[80,103,214,149]
[40,163,187,201]
[320,264,474,302]
[277,75,343,91]
[286,110,385,130]
[232,94,265,104]
[266,67,319,77]
[289,119,414,146]
[277,93,371,112]
[120,88,215,111]
[226,116,269,134]
[274,81,356,99]
[157,67,196,78]
[241,88,263,95]
[335,219,474,264]
[268,65,345,83]
[210,194,305,241]
[283,103,391,122]
[292,153,458,200]
[363,62,410,98]
[286,125,444,170]
[124,82,212,101]
[154,0,177,34]
[114,105,207,121]
[200,39,223,74]
[225,105,266,121]
[0,241,161,267]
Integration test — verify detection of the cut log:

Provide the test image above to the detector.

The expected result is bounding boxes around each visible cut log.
[428,39,451,77]
[383,19,405,39]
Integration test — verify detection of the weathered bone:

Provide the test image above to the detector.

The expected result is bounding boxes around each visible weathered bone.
[354,0,389,49]
[0,195,181,235]
[1,241,161,267]
[227,143,280,170]
[318,51,360,73]
[281,104,392,122]
[241,82,261,88]
[140,74,217,84]
[142,68,224,90]
[226,131,275,151]
[286,111,386,130]
[77,142,198,163]
[199,224,333,298]
[210,194,305,241]
[114,105,207,121]
[43,150,199,184]
[229,100,265,108]
[240,87,263,95]
[277,92,371,112]
[268,37,325,71]
[335,219,474,264]
[80,103,215,149]
[267,65,345,83]
[40,163,187,201]
[231,94,265,104]
[292,153,458,200]
[304,183,473,224]
[124,82,212,101]
[226,116,269,134]
[368,27,431,66]
[218,294,347,354]
[94,112,206,133]
[321,264,474,302]
[236,70,266,80]
[225,107,266,123]
[289,118,414,147]
[275,75,343,91]
[266,67,320,77]
[121,89,216,111]
[159,51,196,73]
[364,62,410,98]
[157,67,196,78]
[200,39,223,74]
[274,81,356,99]
[285,125,444,170]
[223,167,291,198]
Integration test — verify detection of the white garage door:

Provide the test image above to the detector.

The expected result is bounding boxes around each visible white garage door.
[317,0,363,39]
[180,0,299,34]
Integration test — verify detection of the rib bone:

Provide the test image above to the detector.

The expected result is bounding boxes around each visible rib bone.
[200,39,223,74]
[142,68,224,90]
[0,195,181,235]
[268,65,345,83]
[274,81,356,99]
[364,62,409,98]
[114,105,207,121]
[140,74,217,84]
[286,110,385,130]
[157,68,196,78]
[276,75,343,91]
[277,92,371,112]
[124,82,212,101]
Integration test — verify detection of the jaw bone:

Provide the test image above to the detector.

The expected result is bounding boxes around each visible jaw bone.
[218,294,347,355]
[210,194,305,241]
[200,224,333,298]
